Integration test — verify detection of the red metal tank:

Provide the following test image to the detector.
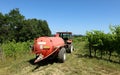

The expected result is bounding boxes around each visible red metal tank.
[32,36,65,63]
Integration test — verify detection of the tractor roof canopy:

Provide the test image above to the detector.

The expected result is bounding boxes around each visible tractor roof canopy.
[56,32,72,40]
[56,32,72,34]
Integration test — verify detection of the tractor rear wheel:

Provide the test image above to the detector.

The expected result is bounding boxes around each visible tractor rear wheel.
[58,47,66,63]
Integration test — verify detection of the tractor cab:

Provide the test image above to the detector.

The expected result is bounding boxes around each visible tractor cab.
[56,32,72,44]
[56,32,73,53]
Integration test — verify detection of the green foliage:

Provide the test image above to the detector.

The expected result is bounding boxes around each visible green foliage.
[86,25,120,62]
[1,40,32,59]
[0,8,51,43]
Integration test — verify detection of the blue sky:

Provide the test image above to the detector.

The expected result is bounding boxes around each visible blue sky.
[0,0,120,35]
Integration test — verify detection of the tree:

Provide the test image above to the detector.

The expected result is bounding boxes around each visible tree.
[0,8,51,43]
[41,20,51,36]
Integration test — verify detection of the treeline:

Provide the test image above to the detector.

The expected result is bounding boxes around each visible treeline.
[0,8,51,43]
[86,25,120,62]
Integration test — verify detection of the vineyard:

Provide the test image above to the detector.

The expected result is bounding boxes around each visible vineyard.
[86,25,120,63]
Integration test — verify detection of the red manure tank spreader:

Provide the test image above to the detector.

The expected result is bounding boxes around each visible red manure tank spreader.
[31,32,73,63]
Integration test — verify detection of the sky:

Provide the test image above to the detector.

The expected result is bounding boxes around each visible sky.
[0,0,120,35]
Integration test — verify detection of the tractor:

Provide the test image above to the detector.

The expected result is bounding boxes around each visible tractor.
[56,32,74,53]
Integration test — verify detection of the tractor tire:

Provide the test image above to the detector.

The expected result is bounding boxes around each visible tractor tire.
[58,47,66,63]
[68,44,74,53]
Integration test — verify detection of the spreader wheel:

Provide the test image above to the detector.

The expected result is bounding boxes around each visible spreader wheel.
[68,44,73,53]
[58,47,66,63]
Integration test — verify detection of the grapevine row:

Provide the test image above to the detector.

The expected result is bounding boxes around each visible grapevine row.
[86,25,120,62]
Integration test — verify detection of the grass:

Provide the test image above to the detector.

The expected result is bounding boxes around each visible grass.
[0,37,120,75]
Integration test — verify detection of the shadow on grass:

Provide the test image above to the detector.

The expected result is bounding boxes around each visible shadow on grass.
[28,57,58,72]
[76,54,120,64]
